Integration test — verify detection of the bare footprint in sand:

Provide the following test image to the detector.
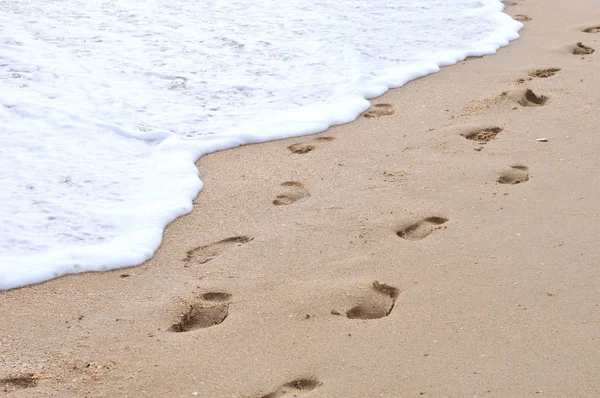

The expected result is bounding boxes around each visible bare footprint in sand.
[287,143,315,154]
[582,26,600,33]
[273,182,310,205]
[363,103,395,118]
[461,127,503,143]
[498,165,530,185]
[397,216,449,240]
[514,14,532,22]
[528,68,560,78]
[572,42,595,55]
[518,89,549,107]
[169,292,232,332]
[314,136,335,142]
[261,378,322,398]
[1,374,37,393]
[184,236,252,265]
[287,136,336,154]
[344,281,400,320]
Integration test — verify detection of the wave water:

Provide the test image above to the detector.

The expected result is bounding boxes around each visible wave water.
[0,0,521,289]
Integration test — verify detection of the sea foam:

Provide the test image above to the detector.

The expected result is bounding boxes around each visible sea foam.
[0,0,521,290]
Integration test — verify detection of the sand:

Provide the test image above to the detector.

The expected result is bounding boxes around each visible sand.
[2,0,600,396]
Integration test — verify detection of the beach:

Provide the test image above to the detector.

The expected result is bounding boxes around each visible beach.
[2,0,600,396]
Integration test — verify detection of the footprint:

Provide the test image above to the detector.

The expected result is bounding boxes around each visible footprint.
[461,127,503,143]
[363,103,394,118]
[273,182,310,206]
[1,374,37,393]
[528,68,560,78]
[184,236,252,265]
[261,378,322,398]
[498,165,530,185]
[287,136,335,154]
[287,143,315,154]
[314,136,335,142]
[518,89,549,107]
[514,14,532,22]
[582,26,600,33]
[397,216,449,241]
[572,42,595,55]
[169,293,231,332]
[345,281,400,320]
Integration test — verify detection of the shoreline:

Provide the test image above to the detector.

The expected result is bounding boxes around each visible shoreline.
[2,0,600,396]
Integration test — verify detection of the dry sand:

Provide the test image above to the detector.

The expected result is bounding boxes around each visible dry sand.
[2,0,600,396]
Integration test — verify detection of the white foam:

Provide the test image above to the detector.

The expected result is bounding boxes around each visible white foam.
[0,0,521,290]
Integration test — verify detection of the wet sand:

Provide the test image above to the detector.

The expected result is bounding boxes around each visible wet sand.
[2,0,600,396]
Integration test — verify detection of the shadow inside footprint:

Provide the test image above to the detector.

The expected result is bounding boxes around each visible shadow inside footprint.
[573,42,595,55]
[346,281,400,320]
[169,293,232,332]
[528,68,560,78]
[287,143,315,154]
[1,374,37,393]
[273,181,310,206]
[498,166,529,185]
[462,127,503,143]
[518,89,549,107]
[202,292,232,302]
[397,216,449,240]
[184,236,252,265]
[582,26,600,33]
[261,378,322,398]
[363,103,394,118]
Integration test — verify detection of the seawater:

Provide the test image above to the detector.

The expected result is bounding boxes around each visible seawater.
[0,0,521,290]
